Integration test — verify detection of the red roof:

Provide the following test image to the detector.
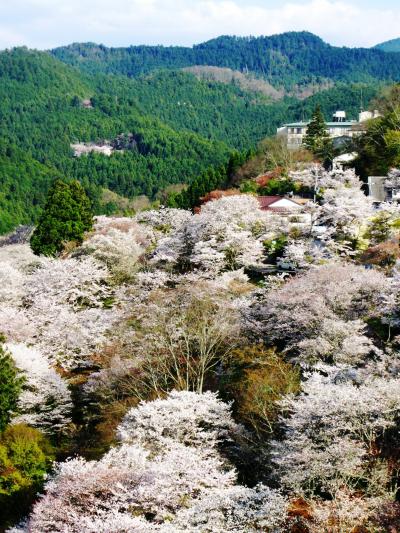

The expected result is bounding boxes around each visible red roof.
[257,196,302,211]
[258,196,283,209]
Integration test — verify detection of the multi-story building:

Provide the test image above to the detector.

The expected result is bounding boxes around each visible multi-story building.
[277,110,380,149]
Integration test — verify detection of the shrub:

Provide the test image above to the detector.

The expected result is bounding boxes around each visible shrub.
[223,346,300,436]
[0,424,54,527]
[360,238,400,268]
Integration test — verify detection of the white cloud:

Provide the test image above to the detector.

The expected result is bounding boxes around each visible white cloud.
[0,0,398,49]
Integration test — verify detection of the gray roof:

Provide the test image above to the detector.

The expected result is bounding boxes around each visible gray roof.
[284,121,357,128]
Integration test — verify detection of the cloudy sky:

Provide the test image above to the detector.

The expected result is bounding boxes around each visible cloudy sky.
[0,0,398,50]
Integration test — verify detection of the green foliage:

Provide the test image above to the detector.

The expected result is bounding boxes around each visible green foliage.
[375,38,400,53]
[52,33,400,90]
[303,105,335,167]
[170,151,250,209]
[303,105,329,152]
[240,180,259,193]
[0,336,24,433]
[0,424,54,527]
[222,346,300,436]
[259,179,298,196]
[366,211,394,244]
[263,235,288,262]
[30,179,93,256]
[0,45,382,234]
[355,86,400,177]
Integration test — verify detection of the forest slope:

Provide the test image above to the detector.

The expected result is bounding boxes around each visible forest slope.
[53,32,400,90]
[0,45,381,234]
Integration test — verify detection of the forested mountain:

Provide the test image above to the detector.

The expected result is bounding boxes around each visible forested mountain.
[53,32,400,90]
[0,43,383,234]
[0,48,230,233]
[375,37,400,53]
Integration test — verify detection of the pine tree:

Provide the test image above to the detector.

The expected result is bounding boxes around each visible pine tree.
[30,179,93,256]
[303,105,330,154]
[0,335,24,433]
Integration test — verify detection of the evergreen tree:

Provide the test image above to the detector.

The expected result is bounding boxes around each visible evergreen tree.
[303,105,330,154]
[30,179,93,256]
[0,335,24,433]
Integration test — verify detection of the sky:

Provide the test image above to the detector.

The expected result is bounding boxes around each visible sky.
[0,0,399,50]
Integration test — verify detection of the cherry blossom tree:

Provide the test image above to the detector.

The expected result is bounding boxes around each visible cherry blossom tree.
[246,263,388,364]
[272,372,400,498]
[277,239,326,270]
[78,216,153,282]
[7,343,72,434]
[152,195,285,273]
[117,390,241,451]
[20,391,288,532]
[86,282,242,400]
[316,186,373,246]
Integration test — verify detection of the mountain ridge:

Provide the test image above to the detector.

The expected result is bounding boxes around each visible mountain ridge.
[0,39,388,234]
[52,31,400,90]
[375,37,400,53]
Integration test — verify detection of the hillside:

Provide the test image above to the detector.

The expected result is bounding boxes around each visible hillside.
[0,48,231,233]
[0,44,383,234]
[375,37,400,53]
[53,32,400,91]
[4,166,400,530]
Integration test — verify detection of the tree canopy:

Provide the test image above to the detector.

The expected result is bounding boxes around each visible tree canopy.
[30,180,93,256]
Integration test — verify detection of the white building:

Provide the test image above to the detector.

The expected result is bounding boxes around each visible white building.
[368,176,400,204]
[277,110,380,150]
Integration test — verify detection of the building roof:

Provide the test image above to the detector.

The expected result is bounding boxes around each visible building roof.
[283,121,357,128]
[258,196,303,211]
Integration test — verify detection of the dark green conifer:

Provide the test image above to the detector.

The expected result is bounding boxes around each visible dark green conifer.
[30,179,93,256]
[303,105,330,154]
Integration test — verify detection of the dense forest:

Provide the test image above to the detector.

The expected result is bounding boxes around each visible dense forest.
[375,37,400,53]
[53,32,400,90]
[0,42,384,234]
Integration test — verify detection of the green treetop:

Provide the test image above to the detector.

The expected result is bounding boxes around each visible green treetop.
[30,179,93,257]
[303,105,330,154]
[0,335,24,433]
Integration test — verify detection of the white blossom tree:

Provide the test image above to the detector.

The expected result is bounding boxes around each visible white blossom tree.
[7,343,72,434]
[78,216,153,281]
[272,372,400,498]
[152,196,284,273]
[246,263,388,366]
[20,391,288,532]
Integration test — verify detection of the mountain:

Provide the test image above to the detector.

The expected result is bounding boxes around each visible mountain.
[375,38,400,53]
[0,48,230,233]
[0,36,389,234]
[52,32,400,91]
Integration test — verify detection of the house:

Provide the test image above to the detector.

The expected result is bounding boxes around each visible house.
[258,196,303,212]
[277,110,380,150]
